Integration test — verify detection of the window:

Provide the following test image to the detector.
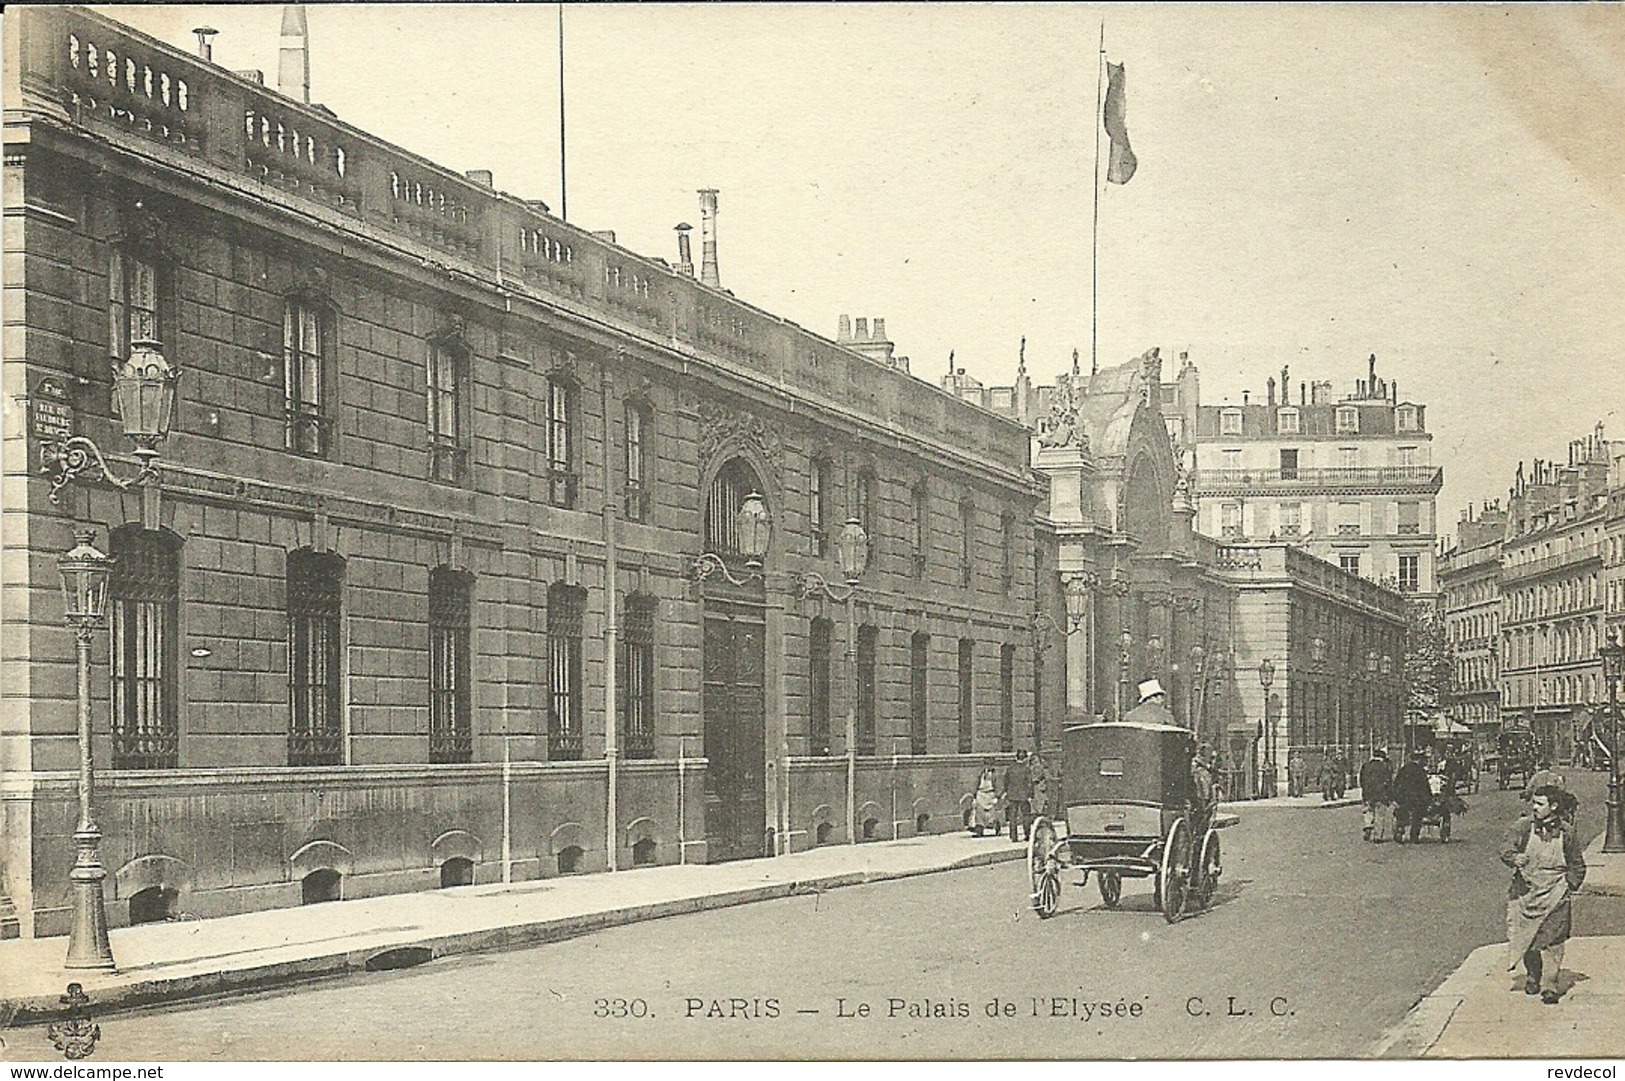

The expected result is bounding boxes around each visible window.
[854,469,876,571]
[1339,446,1358,470]
[1397,502,1422,536]
[1279,448,1298,480]
[856,624,877,756]
[1336,501,1361,536]
[1222,448,1241,472]
[1220,502,1243,539]
[1277,408,1300,434]
[1000,512,1016,594]
[621,594,657,759]
[1279,502,1302,537]
[810,618,833,756]
[1220,409,1243,436]
[1399,554,1420,593]
[288,550,344,767]
[428,568,473,764]
[624,401,653,522]
[428,336,470,483]
[547,583,586,760]
[958,638,975,754]
[1396,405,1419,432]
[705,458,764,556]
[809,458,832,557]
[1335,406,1359,434]
[545,373,578,508]
[960,498,976,587]
[1339,552,1362,577]
[108,527,180,770]
[910,480,930,578]
[910,632,929,755]
[109,248,171,363]
[999,643,1015,753]
[1397,446,1417,469]
[284,301,330,456]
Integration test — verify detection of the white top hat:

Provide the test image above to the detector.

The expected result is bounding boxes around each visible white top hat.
[1137,679,1166,702]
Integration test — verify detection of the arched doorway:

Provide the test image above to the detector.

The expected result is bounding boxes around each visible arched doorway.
[701,456,769,862]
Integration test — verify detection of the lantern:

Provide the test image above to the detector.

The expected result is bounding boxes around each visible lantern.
[735,491,771,566]
[58,530,112,626]
[835,518,870,584]
[110,339,181,459]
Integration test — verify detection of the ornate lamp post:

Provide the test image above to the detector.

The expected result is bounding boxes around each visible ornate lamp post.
[799,519,870,845]
[58,532,116,969]
[47,340,181,504]
[692,490,772,584]
[1599,631,1625,853]
[1365,649,1379,760]
[1117,629,1133,720]
[1188,645,1206,739]
[46,338,182,972]
[1063,576,1091,633]
[1381,653,1394,752]
[1257,658,1276,798]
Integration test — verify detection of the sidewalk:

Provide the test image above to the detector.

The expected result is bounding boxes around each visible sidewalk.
[1373,834,1625,1057]
[1,832,1027,1023]
[1221,788,1363,811]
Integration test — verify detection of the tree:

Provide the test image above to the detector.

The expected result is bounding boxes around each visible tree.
[1405,601,1456,719]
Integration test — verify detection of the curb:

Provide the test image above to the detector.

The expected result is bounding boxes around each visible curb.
[6,845,1025,1023]
[1369,943,1501,1058]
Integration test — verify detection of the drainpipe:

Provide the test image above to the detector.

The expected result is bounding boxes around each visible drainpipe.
[602,367,621,872]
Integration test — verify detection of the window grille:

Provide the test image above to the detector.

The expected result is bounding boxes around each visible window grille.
[547,583,585,760]
[911,481,929,578]
[288,550,344,766]
[624,402,652,522]
[810,459,831,557]
[856,624,877,756]
[910,632,929,755]
[545,376,577,508]
[1000,512,1016,594]
[999,644,1016,753]
[429,568,473,763]
[621,594,657,759]
[704,459,761,556]
[958,638,975,754]
[109,527,179,770]
[960,499,975,587]
[428,340,469,483]
[810,618,833,756]
[855,470,876,571]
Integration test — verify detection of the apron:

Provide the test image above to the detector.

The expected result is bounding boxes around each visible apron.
[1507,824,1572,966]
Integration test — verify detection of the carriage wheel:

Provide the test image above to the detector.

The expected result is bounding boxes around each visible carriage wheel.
[1160,817,1191,924]
[1029,817,1060,919]
[1099,871,1122,908]
[1196,830,1222,909]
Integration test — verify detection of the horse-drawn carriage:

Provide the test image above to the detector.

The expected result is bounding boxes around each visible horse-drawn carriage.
[1495,728,1538,791]
[1028,720,1234,924]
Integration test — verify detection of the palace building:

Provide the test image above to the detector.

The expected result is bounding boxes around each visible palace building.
[2,7,1044,936]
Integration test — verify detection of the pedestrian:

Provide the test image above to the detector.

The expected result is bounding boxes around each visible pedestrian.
[968,762,1001,837]
[1287,746,1307,799]
[1189,741,1219,835]
[1030,748,1055,819]
[1501,785,1587,1004]
[1358,748,1394,843]
[1004,750,1034,842]
[1392,749,1433,844]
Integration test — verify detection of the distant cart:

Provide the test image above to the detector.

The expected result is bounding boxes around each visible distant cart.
[1028,720,1236,924]
[1497,729,1537,791]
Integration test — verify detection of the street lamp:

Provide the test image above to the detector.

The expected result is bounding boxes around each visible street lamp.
[1258,658,1276,798]
[1598,631,1625,853]
[799,518,870,845]
[1365,649,1379,760]
[1118,629,1133,720]
[47,340,182,504]
[1381,652,1394,753]
[692,490,771,584]
[58,531,116,970]
[1063,575,1091,632]
[1188,645,1206,739]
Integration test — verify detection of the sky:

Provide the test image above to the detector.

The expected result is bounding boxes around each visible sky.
[97,4,1625,540]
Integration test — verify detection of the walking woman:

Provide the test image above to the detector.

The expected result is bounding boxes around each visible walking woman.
[1501,785,1586,1004]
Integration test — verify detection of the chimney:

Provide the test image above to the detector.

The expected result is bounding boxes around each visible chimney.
[193,26,218,61]
[1242,390,1250,406]
[697,189,720,287]
[854,317,868,340]
[1300,382,1306,406]
[278,5,311,104]
[1281,365,1289,399]
[674,223,694,277]
[1368,352,1377,388]
[1267,377,1276,407]
[464,170,494,188]
[838,314,852,342]
[872,318,885,341]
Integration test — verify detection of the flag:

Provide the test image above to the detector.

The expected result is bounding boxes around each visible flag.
[1103,61,1137,184]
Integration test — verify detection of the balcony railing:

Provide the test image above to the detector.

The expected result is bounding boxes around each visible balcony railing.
[1195,467,1442,490]
[1501,544,1603,582]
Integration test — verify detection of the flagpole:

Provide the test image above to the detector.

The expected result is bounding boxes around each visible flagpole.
[1091,20,1105,379]
[558,3,568,222]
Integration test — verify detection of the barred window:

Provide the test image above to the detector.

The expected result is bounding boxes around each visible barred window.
[545,373,578,508]
[108,527,180,770]
[810,617,833,756]
[429,568,473,764]
[810,458,831,557]
[854,469,876,570]
[428,337,470,484]
[621,593,657,759]
[999,643,1016,753]
[284,301,330,457]
[856,624,877,756]
[910,480,929,578]
[704,458,763,557]
[910,632,929,755]
[958,638,975,754]
[960,498,976,587]
[108,250,170,362]
[288,550,344,766]
[1000,512,1016,594]
[547,583,586,760]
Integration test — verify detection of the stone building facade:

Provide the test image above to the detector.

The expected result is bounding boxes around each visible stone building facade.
[2,7,1042,937]
[1439,502,1507,758]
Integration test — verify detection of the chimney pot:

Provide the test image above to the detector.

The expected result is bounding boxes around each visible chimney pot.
[855,318,869,340]
[838,315,852,341]
[193,27,218,61]
[1243,390,1250,406]
[1266,377,1276,407]
[278,4,311,104]
[697,189,721,287]
[872,318,886,341]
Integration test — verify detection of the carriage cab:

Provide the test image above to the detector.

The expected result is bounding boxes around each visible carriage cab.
[1061,720,1198,852]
